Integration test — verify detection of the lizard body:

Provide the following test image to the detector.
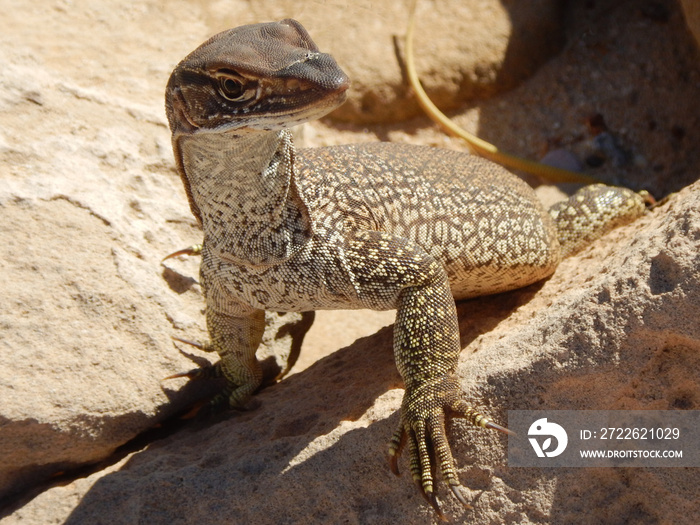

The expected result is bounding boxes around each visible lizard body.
[164,19,647,518]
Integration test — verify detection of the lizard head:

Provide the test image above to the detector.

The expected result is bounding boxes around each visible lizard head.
[165,19,350,136]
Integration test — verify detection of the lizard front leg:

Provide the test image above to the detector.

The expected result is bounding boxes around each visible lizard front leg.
[205,304,265,408]
[167,300,265,409]
[164,244,266,407]
[344,231,506,517]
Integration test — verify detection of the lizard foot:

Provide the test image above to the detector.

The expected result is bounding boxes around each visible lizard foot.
[164,362,261,413]
[388,375,511,520]
[166,336,263,410]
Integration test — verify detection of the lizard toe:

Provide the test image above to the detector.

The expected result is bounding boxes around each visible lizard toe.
[171,336,215,352]
[426,490,447,522]
[388,425,407,476]
[397,376,490,516]
[449,483,472,509]
[223,382,261,410]
[192,384,259,417]
[161,243,203,262]
[448,398,513,435]
[163,361,222,381]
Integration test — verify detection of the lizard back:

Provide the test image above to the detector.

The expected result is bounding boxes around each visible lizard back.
[295,142,561,299]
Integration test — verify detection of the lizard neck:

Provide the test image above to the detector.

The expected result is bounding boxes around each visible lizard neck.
[178,129,312,265]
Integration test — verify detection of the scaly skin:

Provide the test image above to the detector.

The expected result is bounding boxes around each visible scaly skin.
[164,19,647,518]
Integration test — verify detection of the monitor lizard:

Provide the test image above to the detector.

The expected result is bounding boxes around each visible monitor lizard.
[163,19,648,519]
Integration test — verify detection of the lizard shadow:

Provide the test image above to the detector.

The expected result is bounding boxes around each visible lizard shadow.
[456,281,545,350]
[160,266,199,294]
[63,283,546,523]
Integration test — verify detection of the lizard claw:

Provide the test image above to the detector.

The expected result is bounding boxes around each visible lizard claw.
[161,243,203,262]
[449,484,472,509]
[388,425,407,476]
[171,336,215,352]
[168,332,263,411]
[163,361,222,381]
[180,394,230,420]
[425,490,448,522]
[449,398,514,436]
[164,337,219,380]
[164,364,259,417]
[483,419,515,436]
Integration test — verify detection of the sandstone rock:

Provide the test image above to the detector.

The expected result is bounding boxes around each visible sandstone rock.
[0,0,311,503]
[5,179,699,525]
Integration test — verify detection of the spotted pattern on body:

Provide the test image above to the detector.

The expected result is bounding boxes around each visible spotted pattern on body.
[164,19,649,518]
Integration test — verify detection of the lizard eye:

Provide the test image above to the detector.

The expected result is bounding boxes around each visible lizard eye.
[218,76,246,101]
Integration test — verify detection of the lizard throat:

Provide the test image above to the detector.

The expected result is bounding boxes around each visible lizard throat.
[178,129,312,266]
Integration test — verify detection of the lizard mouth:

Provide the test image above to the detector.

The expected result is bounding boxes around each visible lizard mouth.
[261,78,349,125]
